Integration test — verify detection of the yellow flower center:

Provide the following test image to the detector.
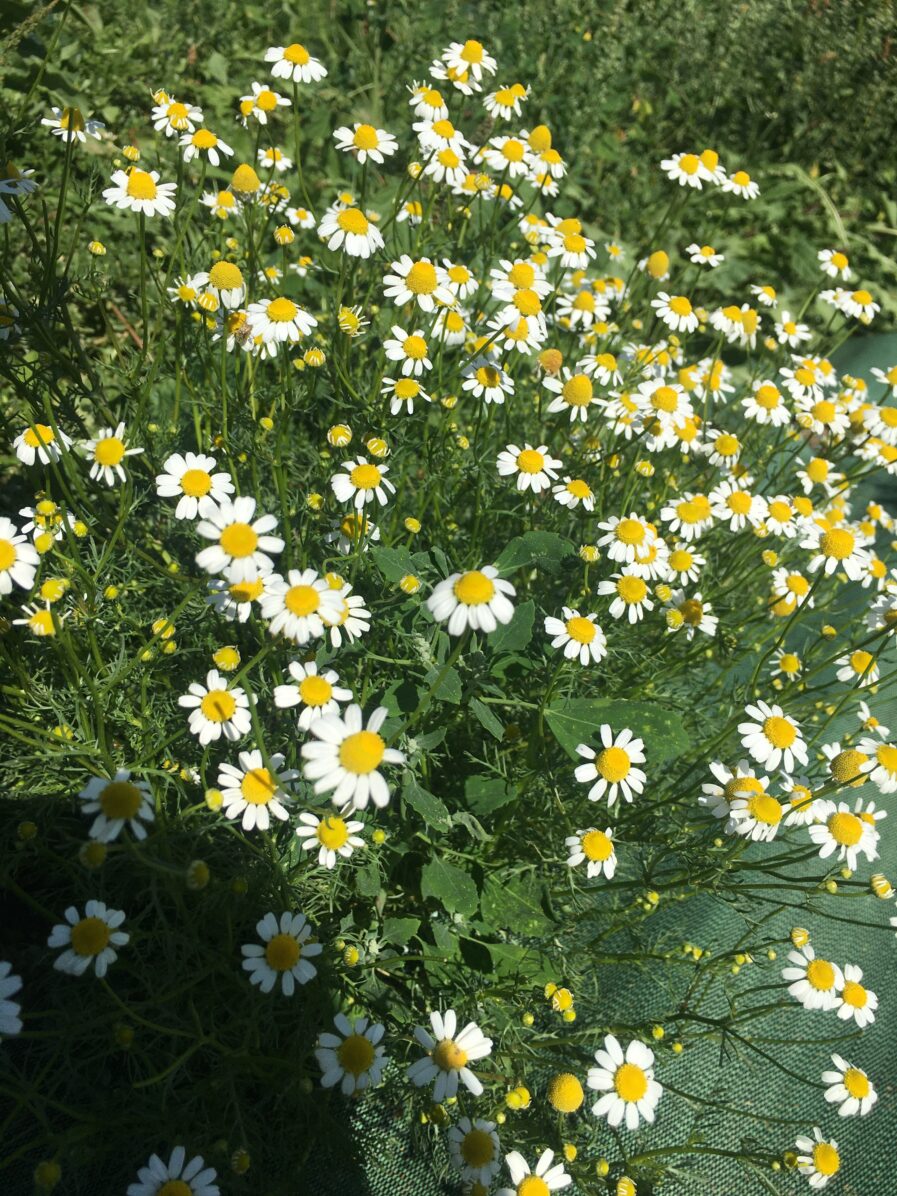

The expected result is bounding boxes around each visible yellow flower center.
[476,365,501,388]
[820,529,854,559]
[678,153,700,175]
[732,170,751,187]
[0,540,16,571]
[614,1062,648,1101]
[562,374,593,407]
[284,584,320,617]
[547,1072,584,1112]
[806,959,835,991]
[668,549,693,572]
[582,829,613,861]
[651,385,679,413]
[727,491,752,516]
[755,384,781,409]
[394,378,420,399]
[779,653,800,675]
[617,575,647,604]
[715,434,740,456]
[265,932,300,970]
[768,500,792,523]
[219,522,259,558]
[508,262,535,288]
[448,264,470,284]
[256,89,278,112]
[192,128,217,149]
[454,570,495,605]
[566,616,596,644]
[828,811,863,846]
[209,261,243,291]
[517,449,545,474]
[680,598,704,626]
[616,518,645,545]
[830,251,848,269]
[339,730,386,775]
[125,170,158,200]
[812,1144,840,1178]
[99,780,143,819]
[842,1067,869,1098]
[853,290,873,305]
[763,716,796,749]
[517,1180,549,1196]
[299,675,333,706]
[200,689,237,722]
[460,38,484,63]
[438,148,461,168]
[266,297,299,323]
[433,1038,468,1071]
[337,1032,375,1075]
[596,746,631,783]
[747,792,783,825]
[179,468,212,497]
[830,749,867,784]
[317,815,350,850]
[240,768,276,805]
[841,980,867,1008]
[813,399,836,423]
[403,334,428,359]
[23,424,55,448]
[284,42,311,64]
[158,1182,192,1196]
[876,743,897,775]
[349,463,382,490]
[567,479,591,499]
[95,437,126,467]
[406,261,437,294]
[70,916,111,957]
[229,577,264,604]
[460,1128,495,1167]
[513,288,542,316]
[669,295,692,316]
[352,124,379,151]
[337,207,369,235]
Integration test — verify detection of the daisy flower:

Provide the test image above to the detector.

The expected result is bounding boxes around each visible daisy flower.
[295,811,365,870]
[802,525,869,580]
[217,750,297,831]
[728,785,784,842]
[155,451,233,519]
[331,457,396,509]
[274,661,352,731]
[544,608,607,666]
[496,1150,570,1196]
[822,1054,877,1117]
[301,705,404,812]
[206,575,268,623]
[587,1034,664,1130]
[666,543,704,584]
[543,370,599,421]
[240,82,290,125]
[795,1128,841,1190]
[407,1008,492,1101]
[781,775,821,826]
[321,582,371,649]
[722,169,760,199]
[687,243,724,267]
[818,248,851,280]
[857,734,897,792]
[180,127,232,166]
[178,670,251,745]
[195,496,283,582]
[575,726,646,806]
[384,326,432,376]
[552,477,595,511]
[547,228,597,270]
[782,944,843,1011]
[383,256,453,312]
[496,443,561,493]
[699,761,768,824]
[13,422,72,466]
[151,96,203,135]
[265,42,327,83]
[743,380,791,426]
[197,261,247,309]
[241,911,322,995]
[259,569,343,644]
[651,292,698,333]
[0,518,39,594]
[84,422,144,486]
[664,590,718,639]
[738,700,808,773]
[555,288,609,328]
[835,964,877,1027]
[245,295,317,345]
[597,513,655,565]
[597,569,654,623]
[78,770,154,842]
[857,700,890,740]
[126,1147,219,1196]
[438,259,478,301]
[324,512,380,555]
[566,827,617,879]
[380,376,431,416]
[660,151,708,188]
[315,1013,387,1095]
[775,311,812,348]
[660,492,714,541]
[48,901,128,978]
[317,206,384,258]
[102,168,177,218]
[842,288,880,321]
[462,357,515,405]
[41,106,103,142]
[448,1117,502,1186]
[333,122,397,164]
[285,203,315,228]
[441,39,497,83]
[0,961,23,1038]
[257,146,292,174]
[427,566,516,636]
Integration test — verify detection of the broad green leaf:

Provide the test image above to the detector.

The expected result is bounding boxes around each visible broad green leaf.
[490,599,535,652]
[423,664,462,704]
[355,860,381,897]
[545,698,690,762]
[495,531,574,574]
[470,698,505,741]
[370,545,430,581]
[465,774,516,814]
[403,774,451,831]
[421,857,478,917]
[480,873,551,934]
[450,810,491,841]
[382,916,419,946]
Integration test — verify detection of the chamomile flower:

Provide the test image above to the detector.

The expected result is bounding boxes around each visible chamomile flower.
[324,512,381,555]
[103,168,177,218]
[331,457,396,509]
[543,370,599,421]
[664,590,718,639]
[0,962,23,1038]
[835,648,879,687]
[497,1150,570,1196]
[259,569,343,644]
[245,295,317,344]
[180,127,232,166]
[198,261,247,308]
[818,248,851,280]
[856,735,897,792]
[775,311,812,347]
[126,1149,218,1196]
[835,964,877,1027]
[301,705,404,812]
[857,700,890,739]
[84,422,144,486]
[315,1013,387,1094]
[738,701,808,773]
[152,96,203,135]
[802,525,869,580]
[651,292,698,333]
[722,169,760,199]
[407,1008,493,1101]
[274,662,352,731]
[743,380,791,426]
[240,82,290,125]
[241,911,322,995]
[257,145,292,173]
[781,775,822,826]
[842,288,880,321]
[462,357,515,404]
[48,901,128,978]
[383,256,453,311]
[687,243,724,267]
[709,479,767,531]
[384,326,432,376]
[442,39,497,83]
[666,543,704,584]
[782,944,843,1011]
[597,513,656,565]
[195,496,284,581]
[217,750,297,831]
[544,608,607,665]
[575,726,646,806]
[587,1034,663,1130]
[321,582,372,649]
[448,1117,502,1186]
[438,259,478,301]
[427,566,516,635]
[496,443,561,493]
[295,811,365,869]
[265,41,327,83]
[660,492,714,541]
[795,1129,842,1190]
[0,518,39,594]
[552,477,595,511]
[380,376,431,415]
[78,770,154,842]
[660,151,708,188]
[728,785,784,842]
[41,106,104,142]
[178,670,251,745]
[155,452,234,518]
[318,206,384,258]
[13,422,72,466]
[566,827,617,879]
[206,575,269,623]
[822,1054,877,1117]
[598,569,654,623]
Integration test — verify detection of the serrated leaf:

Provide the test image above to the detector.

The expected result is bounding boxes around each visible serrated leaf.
[370,545,429,582]
[403,774,451,830]
[356,860,381,897]
[464,774,516,814]
[423,664,462,704]
[490,599,535,652]
[382,916,419,946]
[470,698,505,741]
[495,531,573,574]
[481,873,551,934]
[545,698,690,762]
[421,857,478,917]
